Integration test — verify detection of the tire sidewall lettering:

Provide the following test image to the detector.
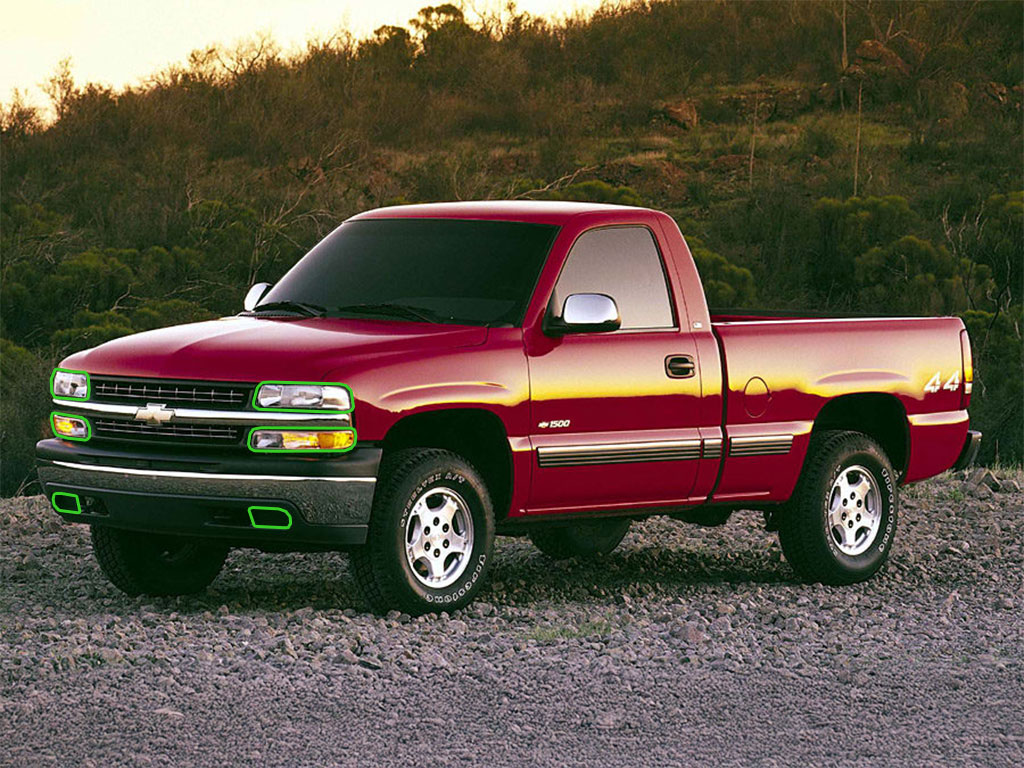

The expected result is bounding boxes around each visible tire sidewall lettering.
[823,448,897,567]
[395,463,488,607]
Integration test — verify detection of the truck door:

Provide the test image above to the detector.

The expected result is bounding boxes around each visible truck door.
[525,225,702,513]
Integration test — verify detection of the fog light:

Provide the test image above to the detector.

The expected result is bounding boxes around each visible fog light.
[248,428,355,453]
[51,412,90,441]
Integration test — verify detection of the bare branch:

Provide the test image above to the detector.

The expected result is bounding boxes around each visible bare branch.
[513,165,599,199]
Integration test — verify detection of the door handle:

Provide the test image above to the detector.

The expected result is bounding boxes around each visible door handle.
[665,354,695,379]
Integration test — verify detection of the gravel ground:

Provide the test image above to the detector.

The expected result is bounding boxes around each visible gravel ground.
[1,470,1022,767]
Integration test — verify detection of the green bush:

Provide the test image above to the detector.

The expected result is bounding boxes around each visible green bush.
[688,237,756,308]
[0,339,51,495]
[963,307,1023,464]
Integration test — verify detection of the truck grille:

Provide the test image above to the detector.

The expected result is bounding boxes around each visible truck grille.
[92,418,244,446]
[91,376,253,410]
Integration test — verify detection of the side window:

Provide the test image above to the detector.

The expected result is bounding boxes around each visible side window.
[551,227,675,330]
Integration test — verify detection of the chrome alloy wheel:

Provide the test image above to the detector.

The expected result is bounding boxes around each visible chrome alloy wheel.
[404,487,474,589]
[828,465,882,556]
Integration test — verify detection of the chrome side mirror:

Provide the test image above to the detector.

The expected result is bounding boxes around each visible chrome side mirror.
[243,282,272,312]
[550,293,621,334]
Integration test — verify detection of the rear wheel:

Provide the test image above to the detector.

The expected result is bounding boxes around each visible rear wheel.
[91,526,228,596]
[529,518,632,560]
[778,430,898,585]
[351,449,494,614]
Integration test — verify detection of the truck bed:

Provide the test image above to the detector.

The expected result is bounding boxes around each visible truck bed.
[708,314,970,502]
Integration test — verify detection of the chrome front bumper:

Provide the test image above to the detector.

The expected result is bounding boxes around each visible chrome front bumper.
[36,438,380,548]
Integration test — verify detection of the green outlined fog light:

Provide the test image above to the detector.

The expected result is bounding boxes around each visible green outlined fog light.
[51,492,82,515]
[247,506,293,530]
[248,427,356,453]
[51,412,91,441]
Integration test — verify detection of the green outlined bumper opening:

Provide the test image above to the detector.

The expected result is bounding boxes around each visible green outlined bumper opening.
[247,506,294,530]
[51,491,83,515]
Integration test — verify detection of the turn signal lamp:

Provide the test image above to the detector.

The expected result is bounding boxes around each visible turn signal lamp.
[249,428,355,453]
[52,413,90,441]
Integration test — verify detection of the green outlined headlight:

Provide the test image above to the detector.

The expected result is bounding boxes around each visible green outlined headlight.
[253,382,352,412]
[51,369,89,400]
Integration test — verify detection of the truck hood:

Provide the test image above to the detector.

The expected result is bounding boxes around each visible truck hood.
[64,316,489,382]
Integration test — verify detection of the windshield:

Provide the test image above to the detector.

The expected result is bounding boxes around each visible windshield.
[258,218,559,326]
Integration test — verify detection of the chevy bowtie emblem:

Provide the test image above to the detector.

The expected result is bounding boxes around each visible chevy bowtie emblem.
[135,404,175,425]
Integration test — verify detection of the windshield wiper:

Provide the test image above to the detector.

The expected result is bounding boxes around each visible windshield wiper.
[332,303,443,323]
[250,300,326,318]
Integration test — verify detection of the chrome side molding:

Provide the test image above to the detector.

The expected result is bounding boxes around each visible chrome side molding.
[535,433,793,467]
[537,439,701,467]
[728,434,794,457]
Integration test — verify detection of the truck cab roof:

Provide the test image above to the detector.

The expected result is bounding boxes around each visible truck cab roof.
[349,200,658,226]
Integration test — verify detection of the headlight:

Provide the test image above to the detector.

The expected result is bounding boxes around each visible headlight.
[254,381,352,412]
[52,369,89,399]
[249,428,356,453]
[51,412,91,441]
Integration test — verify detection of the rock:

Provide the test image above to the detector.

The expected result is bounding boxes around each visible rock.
[999,479,1021,494]
[968,469,1003,492]
[423,650,450,668]
[658,98,699,130]
[710,616,733,634]
[334,649,359,665]
[679,621,705,644]
[153,707,184,718]
[711,154,747,171]
[967,467,987,486]
[972,484,994,500]
[853,39,910,77]
[278,638,298,659]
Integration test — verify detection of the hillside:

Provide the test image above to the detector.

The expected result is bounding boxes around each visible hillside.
[2,0,1022,494]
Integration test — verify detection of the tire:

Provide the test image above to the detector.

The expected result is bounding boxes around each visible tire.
[529,518,632,560]
[91,526,228,596]
[778,430,898,585]
[351,449,495,615]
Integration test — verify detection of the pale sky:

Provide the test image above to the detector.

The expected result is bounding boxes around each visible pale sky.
[1,0,609,112]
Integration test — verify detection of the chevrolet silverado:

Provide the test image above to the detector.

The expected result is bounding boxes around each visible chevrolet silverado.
[37,201,981,613]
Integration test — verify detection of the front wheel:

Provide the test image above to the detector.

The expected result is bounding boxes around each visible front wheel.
[778,431,898,585]
[91,526,228,596]
[351,449,494,614]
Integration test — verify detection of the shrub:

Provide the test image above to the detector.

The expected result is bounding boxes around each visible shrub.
[0,339,51,495]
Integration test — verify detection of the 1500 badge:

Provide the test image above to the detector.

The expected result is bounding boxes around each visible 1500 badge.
[538,420,571,429]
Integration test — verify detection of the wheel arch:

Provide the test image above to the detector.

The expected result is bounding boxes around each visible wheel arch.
[812,393,909,476]
[381,407,514,518]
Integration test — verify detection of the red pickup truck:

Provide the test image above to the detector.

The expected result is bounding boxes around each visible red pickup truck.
[38,201,980,613]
